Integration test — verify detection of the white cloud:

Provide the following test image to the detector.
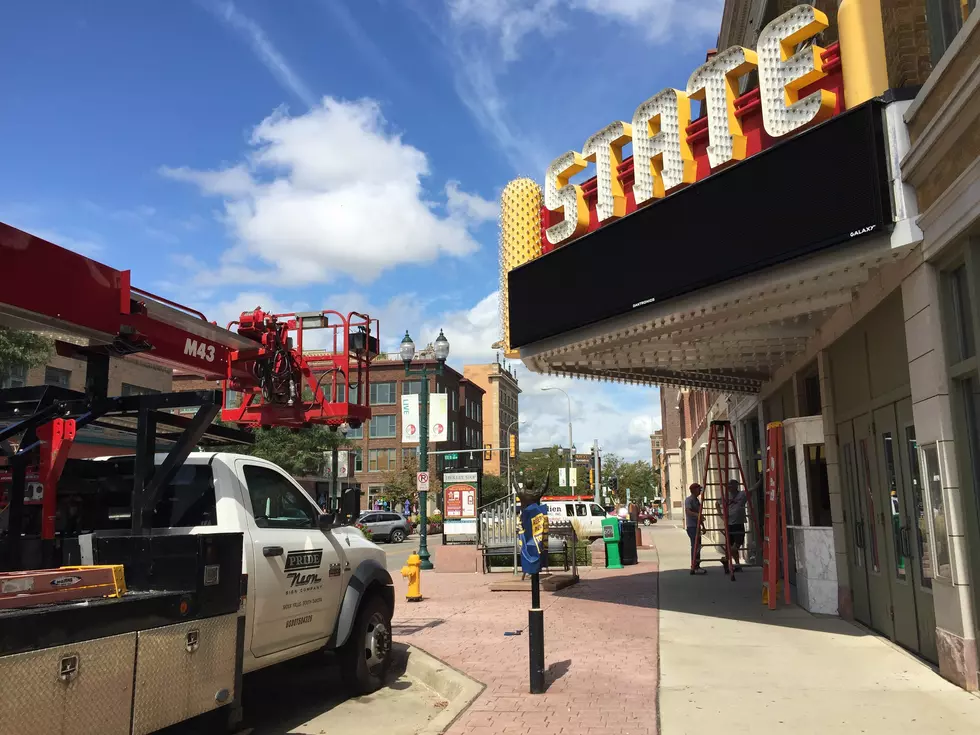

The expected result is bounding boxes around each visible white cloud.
[203,0,316,107]
[449,0,563,62]
[450,0,722,53]
[445,0,723,172]
[161,97,496,285]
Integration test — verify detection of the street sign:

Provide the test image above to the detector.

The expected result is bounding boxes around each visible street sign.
[445,453,458,461]
[417,471,430,493]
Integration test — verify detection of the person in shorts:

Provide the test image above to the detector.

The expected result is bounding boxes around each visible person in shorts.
[718,479,748,572]
[684,483,705,574]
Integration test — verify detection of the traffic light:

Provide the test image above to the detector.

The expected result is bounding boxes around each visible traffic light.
[509,433,517,458]
[589,468,595,486]
[609,476,619,493]
[484,443,492,460]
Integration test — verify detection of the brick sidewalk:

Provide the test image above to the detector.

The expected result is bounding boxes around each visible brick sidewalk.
[393,561,659,735]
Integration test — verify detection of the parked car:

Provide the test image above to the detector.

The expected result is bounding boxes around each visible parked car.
[357,511,412,543]
[638,510,659,526]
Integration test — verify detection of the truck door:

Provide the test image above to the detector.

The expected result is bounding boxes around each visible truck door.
[236,460,345,659]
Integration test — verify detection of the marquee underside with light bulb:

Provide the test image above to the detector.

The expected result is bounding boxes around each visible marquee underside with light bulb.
[499,3,921,394]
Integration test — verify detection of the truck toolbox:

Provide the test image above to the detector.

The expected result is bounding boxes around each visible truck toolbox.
[132,611,239,734]
[0,631,137,735]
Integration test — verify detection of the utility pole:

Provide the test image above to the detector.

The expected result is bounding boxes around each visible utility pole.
[592,439,601,505]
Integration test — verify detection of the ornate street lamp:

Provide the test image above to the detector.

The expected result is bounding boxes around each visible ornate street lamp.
[401,329,450,570]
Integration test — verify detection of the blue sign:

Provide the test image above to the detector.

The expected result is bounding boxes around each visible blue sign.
[519,501,549,575]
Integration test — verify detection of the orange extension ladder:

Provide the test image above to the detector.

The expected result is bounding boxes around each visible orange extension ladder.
[762,421,791,608]
[692,421,760,580]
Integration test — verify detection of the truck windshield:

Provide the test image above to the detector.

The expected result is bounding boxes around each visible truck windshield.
[53,458,217,533]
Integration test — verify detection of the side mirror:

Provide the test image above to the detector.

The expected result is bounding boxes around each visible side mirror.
[318,512,341,530]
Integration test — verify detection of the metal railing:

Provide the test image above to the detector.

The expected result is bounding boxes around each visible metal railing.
[478,493,517,548]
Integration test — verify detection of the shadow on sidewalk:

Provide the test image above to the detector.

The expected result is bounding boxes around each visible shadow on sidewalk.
[392,618,445,636]
[554,558,863,637]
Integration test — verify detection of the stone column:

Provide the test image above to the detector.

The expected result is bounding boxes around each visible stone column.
[903,260,979,691]
[817,350,853,619]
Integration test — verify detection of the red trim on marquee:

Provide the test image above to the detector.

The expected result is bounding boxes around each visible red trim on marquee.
[540,43,843,253]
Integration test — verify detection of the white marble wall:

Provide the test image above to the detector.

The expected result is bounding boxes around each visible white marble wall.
[792,526,839,614]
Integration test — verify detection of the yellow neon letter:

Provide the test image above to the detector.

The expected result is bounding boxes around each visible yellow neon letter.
[544,151,589,246]
[757,4,837,138]
[582,121,633,223]
[631,89,697,206]
[686,47,758,169]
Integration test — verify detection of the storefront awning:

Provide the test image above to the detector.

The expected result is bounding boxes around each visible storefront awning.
[508,98,919,393]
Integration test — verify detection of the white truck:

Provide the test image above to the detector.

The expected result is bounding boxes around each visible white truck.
[179,452,395,690]
[0,451,395,734]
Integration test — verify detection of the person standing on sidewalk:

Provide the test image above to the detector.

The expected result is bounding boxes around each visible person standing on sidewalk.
[685,483,706,574]
[718,479,748,573]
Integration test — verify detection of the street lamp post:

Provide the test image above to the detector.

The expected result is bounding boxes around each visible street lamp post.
[400,329,450,571]
[506,417,526,574]
[542,386,573,492]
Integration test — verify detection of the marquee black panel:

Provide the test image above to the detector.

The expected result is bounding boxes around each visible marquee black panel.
[508,99,892,348]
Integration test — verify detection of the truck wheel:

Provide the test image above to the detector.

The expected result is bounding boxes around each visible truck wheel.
[341,595,392,695]
[390,529,405,544]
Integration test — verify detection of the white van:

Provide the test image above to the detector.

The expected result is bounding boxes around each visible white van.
[544,499,609,539]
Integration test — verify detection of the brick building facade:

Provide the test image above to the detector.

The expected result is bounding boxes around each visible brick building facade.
[462,361,521,477]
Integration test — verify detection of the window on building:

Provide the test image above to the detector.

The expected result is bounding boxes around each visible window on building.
[439,385,457,411]
[44,367,71,388]
[402,447,419,465]
[368,414,396,439]
[922,443,952,580]
[120,382,160,396]
[367,485,384,509]
[370,381,396,405]
[1,364,28,389]
[804,444,832,527]
[403,380,422,396]
[927,0,976,65]
[945,264,976,363]
[368,448,397,472]
[451,421,457,442]
[350,448,363,472]
[347,423,363,439]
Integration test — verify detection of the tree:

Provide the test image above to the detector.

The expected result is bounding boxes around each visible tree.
[480,473,509,505]
[517,446,564,491]
[0,328,53,382]
[235,425,351,477]
[380,454,443,512]
[601,453,660,504]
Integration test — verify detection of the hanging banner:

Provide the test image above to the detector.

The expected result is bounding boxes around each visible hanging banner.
[401,394,420,444]
[519,500,549,575]
[429,393,448,442]
[558,467,567,487]
[569,468,578,488]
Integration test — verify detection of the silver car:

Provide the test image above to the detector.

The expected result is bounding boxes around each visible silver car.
[356,511,411,543]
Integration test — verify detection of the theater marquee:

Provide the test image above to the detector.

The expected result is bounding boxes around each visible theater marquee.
[499,3,895,357]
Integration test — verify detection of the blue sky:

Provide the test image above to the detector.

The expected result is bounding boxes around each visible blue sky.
[0,0,722,460]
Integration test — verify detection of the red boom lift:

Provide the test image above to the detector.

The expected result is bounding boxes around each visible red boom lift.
[0,221,379,560]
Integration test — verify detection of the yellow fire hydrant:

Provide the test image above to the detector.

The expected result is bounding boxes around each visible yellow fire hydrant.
[401,553,423,602]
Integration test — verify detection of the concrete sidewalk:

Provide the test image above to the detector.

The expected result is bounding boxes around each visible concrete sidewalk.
[655,522,980,734]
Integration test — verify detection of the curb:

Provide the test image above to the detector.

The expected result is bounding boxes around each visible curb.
[397,643,485,734]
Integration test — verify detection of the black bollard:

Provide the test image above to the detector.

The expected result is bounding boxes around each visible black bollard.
[528,572,545,693]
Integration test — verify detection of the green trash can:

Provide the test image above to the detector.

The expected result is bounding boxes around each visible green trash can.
[601,517,623,569]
